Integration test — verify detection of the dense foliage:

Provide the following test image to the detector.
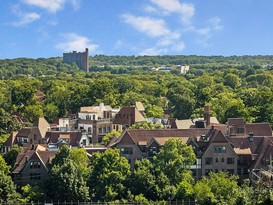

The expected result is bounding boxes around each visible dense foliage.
[2,55,273,203]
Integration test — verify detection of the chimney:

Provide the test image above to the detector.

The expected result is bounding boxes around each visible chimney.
[204,105,211,126]
[25,156,28,163]
[248,132,254,142]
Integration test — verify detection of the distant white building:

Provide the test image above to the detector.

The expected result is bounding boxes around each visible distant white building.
[180,65,190,74]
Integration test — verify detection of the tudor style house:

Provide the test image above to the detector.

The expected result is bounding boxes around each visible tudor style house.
[1,117,50,152]
[110,117,273,182]
[12,144,56,187]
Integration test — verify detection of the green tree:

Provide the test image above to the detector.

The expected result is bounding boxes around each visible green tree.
[45,160,90,202]
[154,139,196,185]
[102,130,122,146]
[145,104,164,118]
[175,171,194,200]
[224,73,240,89]
[0,155,19,203]
[194,172,239,205]
[128,159,157,200]
[3,145,23,170]
[88,149,130,201]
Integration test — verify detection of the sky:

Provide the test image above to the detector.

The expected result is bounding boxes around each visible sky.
[1,0,273,59]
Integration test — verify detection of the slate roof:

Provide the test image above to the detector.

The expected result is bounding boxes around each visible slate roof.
[112,107,145,125]
[227,118,245,127]
[45,131,82,147]
[3,132,18,146]
[245,123,272,136]
[113,128,211,146]
[13,145,56,174]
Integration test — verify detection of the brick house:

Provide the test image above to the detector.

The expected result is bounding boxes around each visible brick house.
[12,144,56,187]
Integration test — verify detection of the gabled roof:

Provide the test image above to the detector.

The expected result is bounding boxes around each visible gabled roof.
[3,131,18,147]
[13,145,56,174]
[113,107,145,125]
[227,118,245,127]
[33,117,50,138]
[148,137,189,147]
[229,136,270,156]
[209,129,229,143]
[135,101,145,112]
[45,131,82,147]
[17,128,32,138]
[245,123,272,136]
[111,128,211,147]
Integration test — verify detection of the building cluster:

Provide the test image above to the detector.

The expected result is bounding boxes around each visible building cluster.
[2,104,273,187]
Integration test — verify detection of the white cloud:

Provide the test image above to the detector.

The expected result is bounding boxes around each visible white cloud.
[208,17,223,31]
[122,14,170,37]
[139,47,167,56]
[55,33,99,54]
[150,0,195,25]
[23,0,66,13]
[71,0,81,10]
[11,5,40,26]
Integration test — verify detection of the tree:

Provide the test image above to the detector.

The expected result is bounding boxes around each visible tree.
[45,160,90,202]
[20,184,45,203]
[128,159,157,200]
[194,172,239,205]
[224,73,241,89]
[102,130,122,146]
[0,155,19,203]
[175,171,195,201]
[3,145,23,170]
[154,139,196,185]
[88,149,130,201]
[130,121,163,129]
[145,104,164,118]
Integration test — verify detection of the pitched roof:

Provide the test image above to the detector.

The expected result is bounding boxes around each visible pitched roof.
[113,128,211,147]
[245,123,272,136]
[33,117,50,138]
[135,102,145,112]
[17,128,32,138]
[209,129,229,143]
[227,118,245,127]
[151,137,189,146]
[112,107,145,125]
[3,132,18,146]
[13,145,56,174]
[45,131,82,147]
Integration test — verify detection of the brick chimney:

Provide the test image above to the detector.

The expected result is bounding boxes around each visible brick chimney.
[204,105,211,126]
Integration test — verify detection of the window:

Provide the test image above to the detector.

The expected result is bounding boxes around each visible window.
[215,169,219,173]
[30,173,41,180]
[227,169,234,174]
[205,169,212,176]
[151,147,158,155]
[30,161,41,169]
[99,128,102,134]
[103,127,107,133]
[34,134,37,140]
[107,127,111,132]
[87,127,92,134]
[121,147,133,155]
[221,158,225,163]
[227,157,234,164]
[214,146,226,153]
[93,115,95,120]
[205,158,213,165]
[215,158,218,163]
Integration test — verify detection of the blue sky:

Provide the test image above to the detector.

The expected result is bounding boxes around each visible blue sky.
[1,0,273,58]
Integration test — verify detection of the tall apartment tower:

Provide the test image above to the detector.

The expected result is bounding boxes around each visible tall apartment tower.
[63,48,89,72]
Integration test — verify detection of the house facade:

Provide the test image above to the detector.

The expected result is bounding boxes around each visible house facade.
[12,144,56,187]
